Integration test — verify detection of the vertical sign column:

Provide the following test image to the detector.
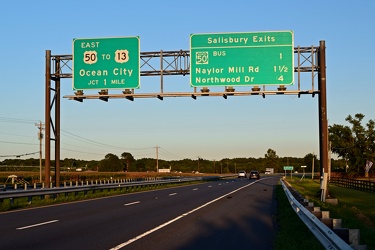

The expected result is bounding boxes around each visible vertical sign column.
[190,31,294,87]
[73,37,140,90]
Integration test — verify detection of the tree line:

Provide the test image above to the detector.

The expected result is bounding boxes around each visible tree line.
[1,149,346,174]
[1,113,373,176]
[329,113,374,175]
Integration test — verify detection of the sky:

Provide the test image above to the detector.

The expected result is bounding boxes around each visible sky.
[0,0,374,162]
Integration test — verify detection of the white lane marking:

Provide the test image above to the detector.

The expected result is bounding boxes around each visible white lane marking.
[169,193,177,196]
[110,181,258,250]
[124,201,140,206]
[208,185,212,188]
[192,188,198,191]
[16,220,59,230]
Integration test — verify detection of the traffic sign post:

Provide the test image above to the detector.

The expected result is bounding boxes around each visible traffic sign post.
[301,165,307,181]
[283,166,294,171]
[283,166,294,179]
[73,37,140,90]
[190,31,294,87]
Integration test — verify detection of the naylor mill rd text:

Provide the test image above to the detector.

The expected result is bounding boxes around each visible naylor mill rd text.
[195,66,259,84]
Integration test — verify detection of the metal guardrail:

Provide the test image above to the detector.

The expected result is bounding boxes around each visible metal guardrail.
[0,176,222,204]
[281,179,352,250]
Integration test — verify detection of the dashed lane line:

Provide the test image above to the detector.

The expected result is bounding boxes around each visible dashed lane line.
[16,220,59,230]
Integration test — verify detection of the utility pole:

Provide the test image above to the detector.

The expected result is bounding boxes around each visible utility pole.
[328,141,332,181]
[155,146,160,172]
[318,40,328,202]
[312,152,315,180]
[197,156,200,173]
[35,122,44,183]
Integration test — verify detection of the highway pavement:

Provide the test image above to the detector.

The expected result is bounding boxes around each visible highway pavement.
[0,176,280,250]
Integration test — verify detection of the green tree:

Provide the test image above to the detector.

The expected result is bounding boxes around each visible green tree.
[265,148,279,172]
[121,152,135,172]
[302,153,319,173]
[329,113,375,175]
[62,158,75,171]
[134,159,146,172]
[98,153,122,172]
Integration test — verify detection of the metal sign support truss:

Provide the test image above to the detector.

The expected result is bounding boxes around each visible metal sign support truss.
[45,41,328,194]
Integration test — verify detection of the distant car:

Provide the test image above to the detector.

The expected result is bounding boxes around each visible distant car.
[238,170,246,178]
[249,170,260,180]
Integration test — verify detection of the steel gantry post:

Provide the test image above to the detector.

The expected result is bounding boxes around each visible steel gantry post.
[45,50,51,188]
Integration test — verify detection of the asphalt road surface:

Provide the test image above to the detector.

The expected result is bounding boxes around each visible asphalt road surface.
[0,177,280,250]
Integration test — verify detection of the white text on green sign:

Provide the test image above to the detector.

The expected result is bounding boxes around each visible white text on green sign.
[190,31,294,87]
[73,37,140,90]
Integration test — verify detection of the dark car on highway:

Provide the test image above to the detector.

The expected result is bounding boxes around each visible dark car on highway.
[249,170,260,180]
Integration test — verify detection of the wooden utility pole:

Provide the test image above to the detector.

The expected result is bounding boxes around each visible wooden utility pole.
[35,122,44,182]
[155,146,160,172]
[318,40,329,201]
[312,152,315,180]
[197,156,200,173]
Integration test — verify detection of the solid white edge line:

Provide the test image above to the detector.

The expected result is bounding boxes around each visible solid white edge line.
[16,220,59,230]
[110,180,260,250]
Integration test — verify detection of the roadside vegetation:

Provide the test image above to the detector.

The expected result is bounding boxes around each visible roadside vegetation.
[284,176,375,249]
[0,172,208,212]
[0,151,324,176]
[274,184,324,249]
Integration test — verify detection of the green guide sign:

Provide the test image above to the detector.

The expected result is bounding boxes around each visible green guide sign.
[190,31,294,87]
[73,37,140,90]
[284,166,294,171]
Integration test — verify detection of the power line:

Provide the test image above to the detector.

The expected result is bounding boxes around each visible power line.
[0,151,39,158]
[0,118,41,159]
[0,140,38,146]
[159,147,186,160]
[61,129,123,149]
[0,117,184,160]
[0,116,39,124]
[0,132,34,138]
[61,129,152,151]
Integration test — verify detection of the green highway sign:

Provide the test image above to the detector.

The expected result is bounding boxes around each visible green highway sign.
[190,31,294,87]
[73,37,140,90]
[284,166,294,171]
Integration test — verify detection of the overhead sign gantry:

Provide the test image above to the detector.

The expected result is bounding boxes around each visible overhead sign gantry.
[45,32,328,202]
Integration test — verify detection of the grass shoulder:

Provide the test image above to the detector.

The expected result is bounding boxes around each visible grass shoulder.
[274,184,324,249]
[285,177,375,248]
